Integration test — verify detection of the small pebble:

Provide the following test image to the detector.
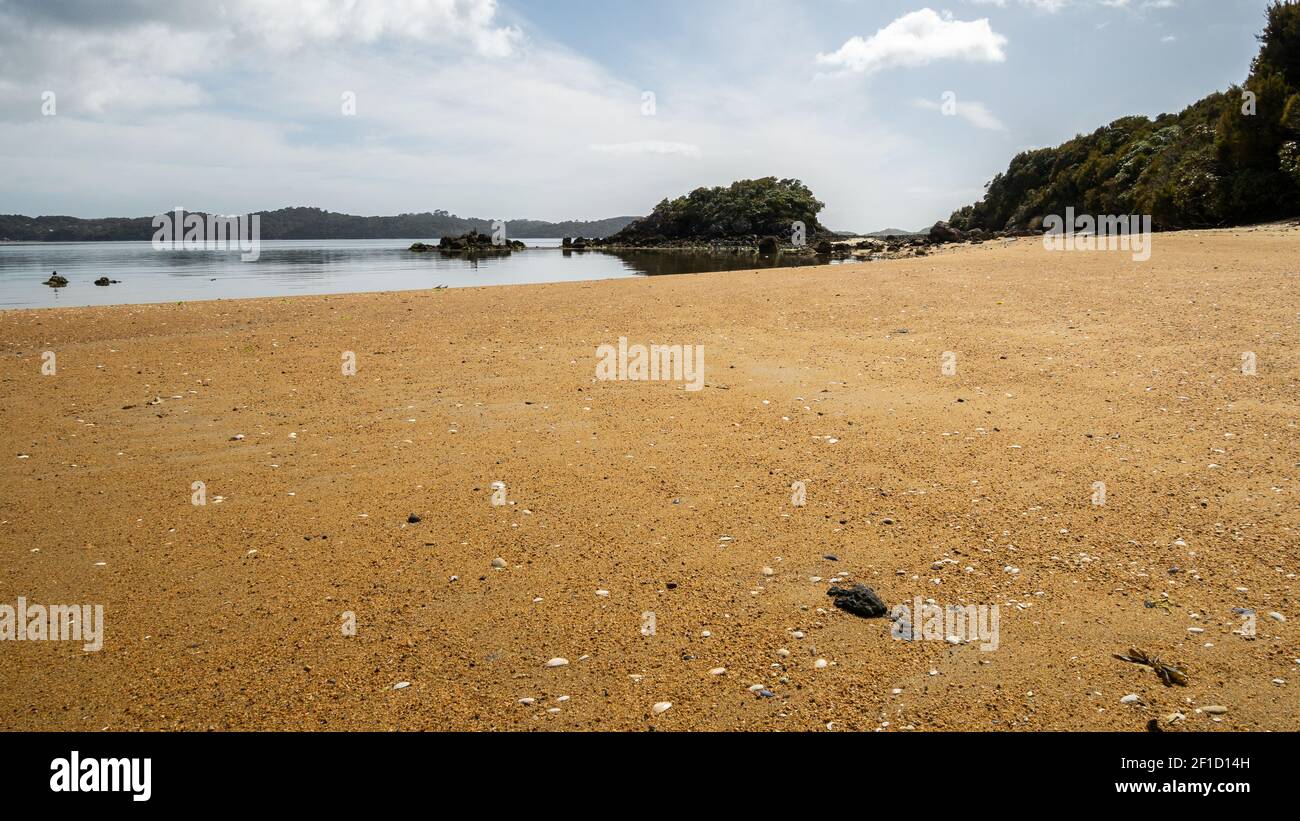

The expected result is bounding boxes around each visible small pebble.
[1120,694,1140,704]
[709,667,726,676]
[652,701,672,715]
[1201,705,1228,715]
[545,657,569,668]
[393,682,410,690]
[491,557,507,568]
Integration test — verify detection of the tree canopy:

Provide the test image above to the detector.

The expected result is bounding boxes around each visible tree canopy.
[610,177,828,242]
[950,1,1300,232]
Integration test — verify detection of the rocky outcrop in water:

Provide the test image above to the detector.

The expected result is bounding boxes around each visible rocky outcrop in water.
[410,230,526,253]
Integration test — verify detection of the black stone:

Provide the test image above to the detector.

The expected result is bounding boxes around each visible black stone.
[826,583,888,618]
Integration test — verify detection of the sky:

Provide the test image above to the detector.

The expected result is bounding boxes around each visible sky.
[0,0,1276,230]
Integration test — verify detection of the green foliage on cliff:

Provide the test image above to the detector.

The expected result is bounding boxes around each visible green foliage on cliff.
[950,1,1300,231]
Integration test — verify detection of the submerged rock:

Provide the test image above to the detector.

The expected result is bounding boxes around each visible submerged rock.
[826,583,888,618]
[44,273,68,287]
[93,277,120,286]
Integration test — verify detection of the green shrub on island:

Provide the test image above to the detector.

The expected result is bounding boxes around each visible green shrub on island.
[950,0,1300,232]
[601,177,830,247]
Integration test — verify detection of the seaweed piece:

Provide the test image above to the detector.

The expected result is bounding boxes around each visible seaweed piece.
[1113,647,1189,687]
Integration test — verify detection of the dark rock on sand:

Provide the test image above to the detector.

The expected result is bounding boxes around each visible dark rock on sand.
[927,221,965,244]
[827,583,888,618]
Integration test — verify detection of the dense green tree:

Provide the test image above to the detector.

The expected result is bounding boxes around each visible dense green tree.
[1255,0,1300,88]
[610,177,828,242]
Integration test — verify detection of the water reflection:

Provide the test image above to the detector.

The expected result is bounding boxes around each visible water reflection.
[582,248,834,276]
[0,239,841,310]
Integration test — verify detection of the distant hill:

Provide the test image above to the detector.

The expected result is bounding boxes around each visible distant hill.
[864,228,924,238]
[950,1,1300,232]
[0,207,639,242]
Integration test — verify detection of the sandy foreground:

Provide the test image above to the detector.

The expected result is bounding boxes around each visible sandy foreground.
[0,228,1296,732]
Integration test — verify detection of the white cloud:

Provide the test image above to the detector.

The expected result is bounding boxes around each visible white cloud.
[228,0,522,57]
[589,141,702,158]
[816,9,1008,75]
[0,0,522,118]
[913,97,1007,130]
[965,0,1069,11]
[966,0,1178,9]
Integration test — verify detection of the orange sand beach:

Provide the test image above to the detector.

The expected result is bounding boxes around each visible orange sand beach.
[0,227,1296,731]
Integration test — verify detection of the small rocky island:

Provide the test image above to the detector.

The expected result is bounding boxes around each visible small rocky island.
[584,177,836,255]
[568,177,1033,261]
[410,230,525,254]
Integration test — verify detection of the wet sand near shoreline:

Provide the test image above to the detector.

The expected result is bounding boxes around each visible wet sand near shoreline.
[1,227,1296,731]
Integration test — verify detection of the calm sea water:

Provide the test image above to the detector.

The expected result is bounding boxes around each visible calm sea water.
[0,238,843,310]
